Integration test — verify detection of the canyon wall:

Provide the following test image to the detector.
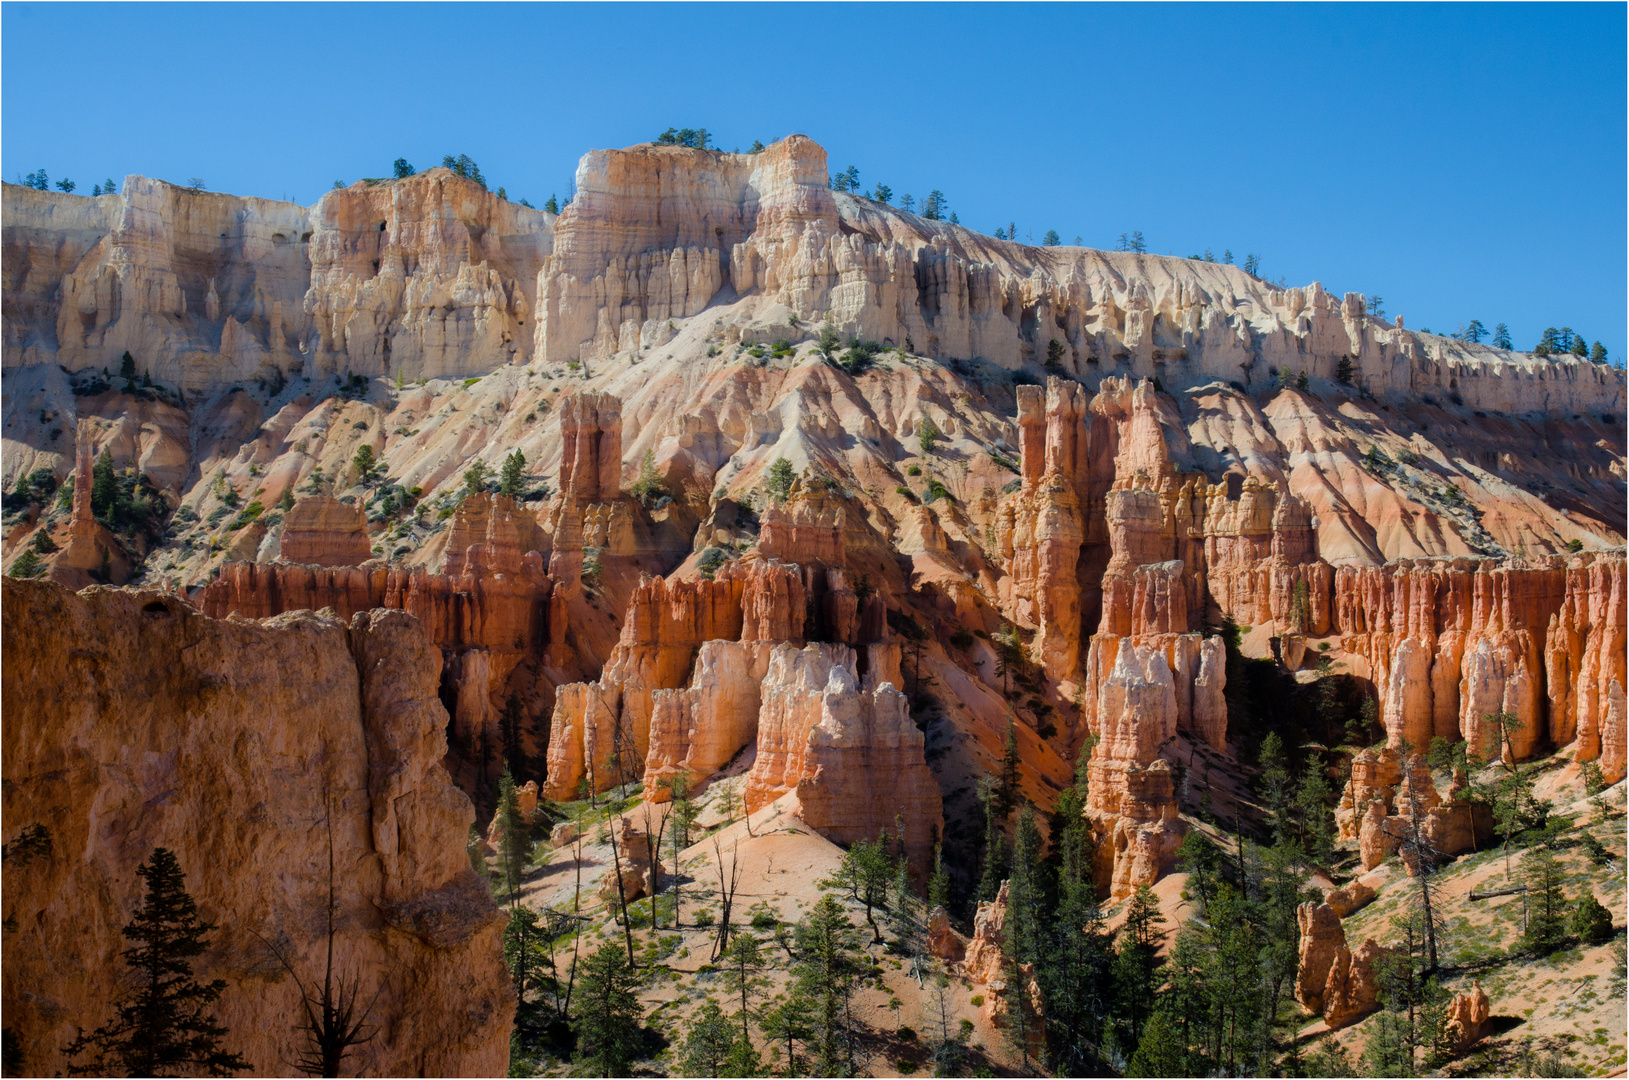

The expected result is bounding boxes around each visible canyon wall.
[1333,550,1627,780]
[1,579,511,1076]
[3,169,553,392]
[533,140,1623,416]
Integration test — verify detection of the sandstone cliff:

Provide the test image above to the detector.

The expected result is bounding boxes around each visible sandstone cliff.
[1,579,511,1076]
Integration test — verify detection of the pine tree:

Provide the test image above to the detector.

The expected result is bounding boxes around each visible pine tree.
[1571,891,1613,944]
[570,944,644,1077]
[916,415,941,456]
[350,444,379,486]
[1042,229,1061,246]
[764,457,797,502]
[500,449,526,497]
[1464,318,1486,343]
[392,158,414,179]
[976,778,1010,904]
[821,835,893,944]
[1522,847,1568,952]
[120,350,137,385]
[1127,1010,1188,1077]
[922,190,948,221]
[495,768,533,902]
[278,486,296,513]
[1001,804,1047,1068]
[927,841,950,914]
[1039,816,1114,1074]
[1590,341,1608,363]
[544,194,559,214]
[1334,355,1355,384]
[91,448,117,521]
[8,548,42,578]
[760,994,813,1077]
[1493,322,1513,349]
[64,848,249,1077]
[790,895,861,1076]
[1112,884,1166,1046]
[1257,732,1292,840]
[720,932,768,1043]
[1292,751,1336,863]
[1572,334,1589,357]
[679,1001,734,1076]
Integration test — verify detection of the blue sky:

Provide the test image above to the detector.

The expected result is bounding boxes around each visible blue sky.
[5,2,1624,361]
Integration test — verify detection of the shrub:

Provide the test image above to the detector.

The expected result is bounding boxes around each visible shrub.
[924,479,952,503]
[969,995,984,1007]
[696,547,730,580]
[692,908,715,927]
[906,465,921,476]
[1571,892,1614,945]
[950,629,974,650]
[895,486,917,502]
[1566,539,1584,553]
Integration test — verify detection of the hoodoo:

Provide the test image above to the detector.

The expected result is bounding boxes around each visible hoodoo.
[3,126,1624,1078]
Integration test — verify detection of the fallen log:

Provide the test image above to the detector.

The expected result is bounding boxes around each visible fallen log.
[1467,885,1529,901]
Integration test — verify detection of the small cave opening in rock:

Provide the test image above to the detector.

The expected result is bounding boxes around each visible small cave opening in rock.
[141,601,173,617]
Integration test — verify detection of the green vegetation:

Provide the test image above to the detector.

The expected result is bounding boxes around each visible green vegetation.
[64,849,249,1077]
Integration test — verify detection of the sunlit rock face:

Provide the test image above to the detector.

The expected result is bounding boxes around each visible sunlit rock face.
[1,579,512,1078]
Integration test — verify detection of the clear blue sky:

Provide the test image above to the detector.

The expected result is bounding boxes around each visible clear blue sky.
[5,2,1624,362]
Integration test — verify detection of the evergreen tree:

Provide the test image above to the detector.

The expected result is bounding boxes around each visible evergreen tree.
[8,548,42,578]
[749,139,766,153]
[1039,850,1114,1074]
[1127,1010,1188,1077]
[871,182,892,204]
[975,779,1010,905]
[922,190,948,221]
[392,158,414,179]
[544,194,559,214]
[821,835,893,944]
[570,944,644,1077]
[1044,338,1067,371]
[1591,341,1608,363]
[1492,322,1513,349]
[120,350,137,384]
[350,444,379,486]
[927,841,950,913]
[916,415,942,456]
[1522,846,1568,952]
[789,895,861,1076]
[720,932,767,1043]
[1042,229,1061,246]
[91,448,117,521]
[1335,355,1355,384]
[1291,751,1336,864]
[1572,334,1589,357]
[1571,891,1613,945]
[1112,884,1165,1046]
[765,457,795,502]
[462,457,491,497]
[1174,830,1219,913]
[1463,318,1486,343]
[503,906,554,1051]
[495,768,533,901]
[1257,732,1292,840]
[680,1001,734,1076]
[499,449,526,497]
[998,717,1021,817]
[760,994,813,1077]
[64,848,249,1077]
[278,486,296,513]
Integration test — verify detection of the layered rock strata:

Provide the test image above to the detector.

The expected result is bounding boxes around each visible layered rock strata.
[1335,551,1627,772]
[276,494,372,566]
[1,579,511,1077]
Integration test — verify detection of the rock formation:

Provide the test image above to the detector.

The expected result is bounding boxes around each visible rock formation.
[1444,981,1493,1052]
[1294,901,1390,1029]
[276,494,372,566]
[46,440,127,587]
[1341,750,1489,871]
[1332,555,1618,761]
[958,881,1044,1033]
[1545,552,1628,783]
[1,578,511,1076]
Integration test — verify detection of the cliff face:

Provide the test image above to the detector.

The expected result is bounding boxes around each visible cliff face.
[1,579,511,1077]
[3,169,552,392]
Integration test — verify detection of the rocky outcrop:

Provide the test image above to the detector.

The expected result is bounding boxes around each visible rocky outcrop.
[597,818,665,904]
[304,171,554,380]
[1294,901,1389,1029]
[742,642,940,870]
[1081,639,1184,896]
[1342,750,1488,871]
[643,639,772,800]
[557,392,624,503]
[1545,552,1628,783]
[1335,556,1573,757]
[46,440,128,587]
[2,172,552,393]
[277,494,372,566]
[926,906,966,963]
[1324,879,1377,917]
[1,579,511,1077]
[958,882,1043,1033]
[1444,981,1493,1052]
